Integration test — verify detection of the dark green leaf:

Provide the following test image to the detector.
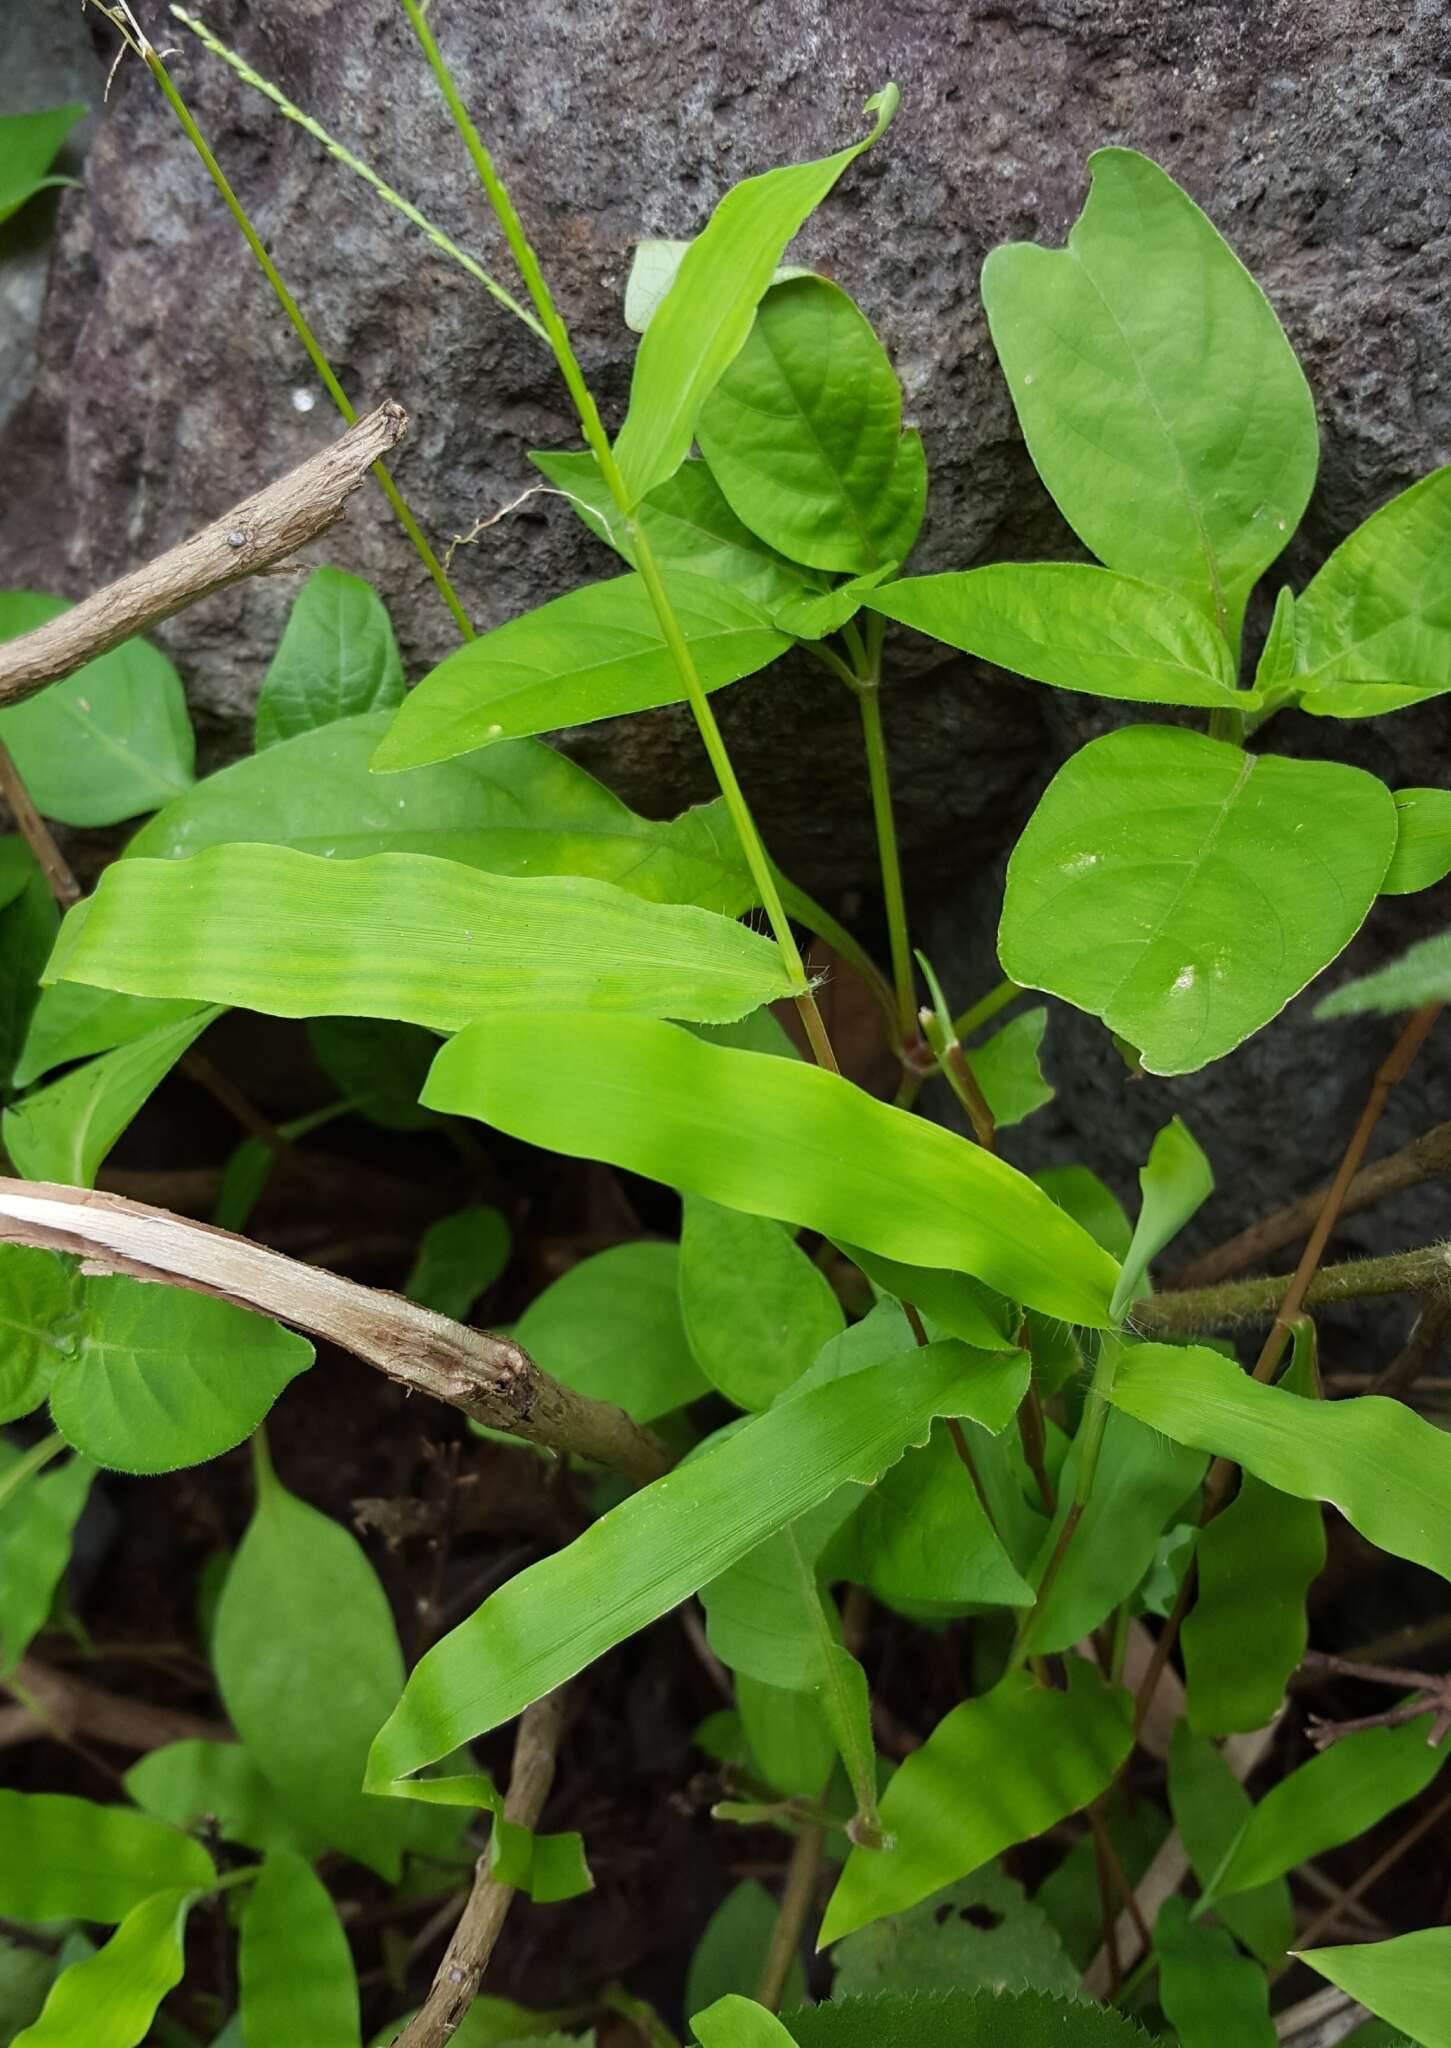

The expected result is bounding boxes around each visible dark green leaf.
[1035,1795,1168,1969]
[1183,1472,1324,1735]
[1296,468,1451,717]
[513,1241,707,1425]
[1155,1897,1275,2048]
[239,1849,361,2048]
[686,1881,805,2020]
[404,1206,510,1323]
[0,1789,212,1921]
[0,105,83,225]
[306,1016,440,1131]
[255,567,404,749]
[832,1865,1078,1998]
[0,1443,92,1669]
[1383,789,1451,895]
[1296,1928,1451,2047]
[0,841,59,1089]
[3,1008,218,1187]
[966,1007,1054,1130]
[680,1195,844,1410]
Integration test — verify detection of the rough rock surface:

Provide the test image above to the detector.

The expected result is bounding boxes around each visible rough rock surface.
[4,0,1451,1264]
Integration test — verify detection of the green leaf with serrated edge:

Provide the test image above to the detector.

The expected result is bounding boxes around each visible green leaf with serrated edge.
[981,149,1316,638]
[1384,790,1451,895]
[57,848,794,1030]
[1296,1929,1451,2047]
[215,1461,417,1879]
[0,594,194,828]
[255,566,404,750]
[1113,1116,1214,1321]
[240,1849,361,2048]
[1155,1897,1275,2048]
[966,1007,1054,1129]
[4,1008,219,1188]
[867,565,1248,709]
[0,842,59,1089]
[129,712,755,916]
[1108,1343,1451,1584]
[404,1205,510,1323]
[1212,1712,1450,1902]
[530,450,813,611]
[824,1423,1033,1615]
[373,571,790,772]
[1167,1725,1292,1967]
[12,1888,193,2048]
[0,1789,213,1921]
[307,1017,440,1132]
[680,1195,844,1410]
[623,240,812,336]
[368,1342,1025,1791]
[612,88,897,506]
[696,277,908,574]
[694,1998,794,2047]
[124,1740,326,1859]
[0,106,83,225]
[1031,1167,1132,1260]
[736,1672,835,1797]
[423,1013,1120,1328]
[1035,1796,1168,1970]
[1000,726,1396,1076]
[1296,467,1451,716]
[513,1241,707,1425]
[1025,1409,1205,1654]
[783,1990,1154,2045]
[834,1865,1078,1999]
[48,1276,313,1475]
[14,983,205,1090]
[1183,1471,1325,1736]
[0,1443,92,1669]
[820,1661,1133,1944]
[687,1881,806,2021]
[1318,929,1451,1018]
[0,1245,75,1424]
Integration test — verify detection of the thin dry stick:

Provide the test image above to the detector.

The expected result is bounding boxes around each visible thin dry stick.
[1292,1783,1451,1954]
[0,743,80,907]
[1367,1296,1451,1397]
[0,403,407,708]
[396,1690,567,2048]
[0,1179,671,1483]
[755,1821,827,2012]
[0,1657,229,1753]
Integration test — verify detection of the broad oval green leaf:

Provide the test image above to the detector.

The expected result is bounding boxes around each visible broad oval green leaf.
[1317,928,1451,1019]
[57,846,793,1029]
[0,593,194,827]
[0,1442,93,1670]
[736,1672,835,1798]
[1182,1470,1325,1736]
[1296,1928,1451,2047]
[1296,467,1451,716]
[0,105,83,226]
[0,1789,213,1922]
[368,1342,1024,1790]
[1109,1343,1451,1584]
[1000,726,1396,1073]
[373,572,789,772]
[1384,789,1451,895]
[981,148,1316,637]
[680,1194,845,1410]
[0,1243,75,1423]
[423,1013,1120,1327]
[612,89,897,505]
[404,1204,511,1323]
[255,566,404,749]
[240,1849,362,2048]
[867,565,1246,709]
[12,1888,194,2048]
[47,1273,313,1474]
[1155,1897,1275,2048]
[124,1739,327,1859]
[696,277,911,574]
[513,1241,707,1425]
[819,1662,1133,1944]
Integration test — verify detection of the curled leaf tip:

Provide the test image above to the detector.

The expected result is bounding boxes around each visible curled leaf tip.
[863,82,901,139]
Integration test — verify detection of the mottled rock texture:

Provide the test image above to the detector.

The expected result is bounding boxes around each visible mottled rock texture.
[4,0,1451,1266]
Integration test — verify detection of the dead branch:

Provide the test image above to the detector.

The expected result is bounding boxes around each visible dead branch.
[0,402,408,707]
[0,1656,229,1754]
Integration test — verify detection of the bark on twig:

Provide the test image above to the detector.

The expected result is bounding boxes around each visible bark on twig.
[0,743,80,907]
[0,1657,229,1753]
[0,1179,671,1484]
[395,1691,567,2048]
[0,402,409,706]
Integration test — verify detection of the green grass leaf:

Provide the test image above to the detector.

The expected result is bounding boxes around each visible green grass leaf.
[1384,789,1451,894]
[1183,1471,1325,1736]
[1155,1897,1275,2048]
[0,1443,92,1670]
[1296,467,1451,716]
[981,148,1316,638]
[1296,1929,1451,2047]
[1000,726,1396,1073]
[0,594,194,827]
[373,571,789,771]
[255,566,404,749]
[58,846,794,1029]
[12,1888,194,2048]
[0,106,84,227]
[512,1241,707,1425]
[0,1790,212,1922]
[1317,928,1451,1019]
[680,1194,844,1410]
[423,1012,1120,1327]
[612,89,897,506]
[868,564,1248,708]
[368,1341,1023,1790]
[240,1850,361,2048]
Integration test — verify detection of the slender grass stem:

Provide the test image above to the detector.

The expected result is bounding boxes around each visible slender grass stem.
[857,681,915,1042]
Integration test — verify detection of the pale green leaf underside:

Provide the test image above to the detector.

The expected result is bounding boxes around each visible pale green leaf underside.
[56,845,793,1029]
[1000,725,1396,1073]
[1318,929,1451,1019]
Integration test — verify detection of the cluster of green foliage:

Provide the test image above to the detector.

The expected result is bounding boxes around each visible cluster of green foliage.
[2,25,1451,2048]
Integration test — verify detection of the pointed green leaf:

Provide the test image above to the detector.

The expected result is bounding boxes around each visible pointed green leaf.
[867,565,1246,708]
[1318,928,1451,1019]
[307,1016,440,1131]
[0,1443,92,1669]
[1000,726,1396,1074]
[1183,1473,1325,1735]
[1252,586,1300,707]
[680,1195,845,1410]
[967,1006,1054,1130]
[1114,1116,1214,1320]
[57,847,793,1029]
[784,1989,1154,2046]
[1167,1725,1293,1967]
[1032,1167,1132,1261]
[694,1998,794,2047]
[124,1739,327,1859]
[623,239,811,336]
[613,89,897,505]
[1296,1929,1451,2047]
[1296,468,1451,716]
[423,1013,1121,1327]
[404,1205,510,1323]
[255,566,404,749]
[820,1662,1133,1944]
[0,1244,75,1423]
[12,1889,194,2048]
[981,148,1316,636]
[0,1789,213,1921]
[837,1249,1015,1352]
[832,1865,1078,1999]
[368,1342,1025,1790]
[1384,789,1451,895]
[1108,1342,1451,1583]
[1155,1897,1275,2048]
[240,1849,361,2048]
[513,1241,707,1425]
[373,572,789,772]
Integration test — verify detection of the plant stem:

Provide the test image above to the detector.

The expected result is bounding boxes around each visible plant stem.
[755,1817,826,2011]
[856,678,915,1043]
[142,47,475,643]
[1131,1241,1451,1338]
[953,977,1022,1042]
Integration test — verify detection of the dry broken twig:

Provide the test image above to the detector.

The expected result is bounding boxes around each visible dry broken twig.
[0,401,408,708]
[0,1178,671,1485]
